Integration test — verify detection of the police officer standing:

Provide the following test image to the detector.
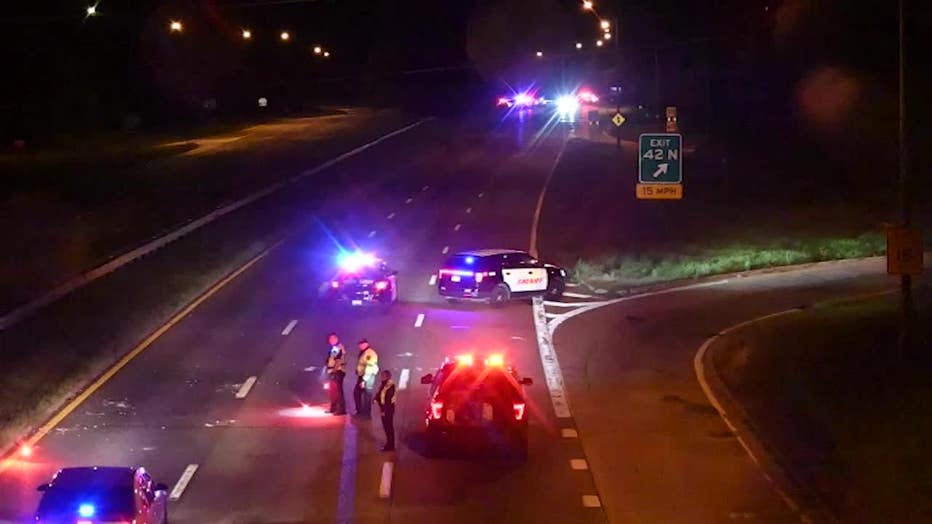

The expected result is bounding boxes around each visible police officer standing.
[374,369,396,451]
[353,339,379,418]
[324,333,347,415]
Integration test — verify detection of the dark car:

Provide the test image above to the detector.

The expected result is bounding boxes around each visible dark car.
[35,466,169,524]
[324,251,398,308]
[437,249,566,306]
[420,354,533,457]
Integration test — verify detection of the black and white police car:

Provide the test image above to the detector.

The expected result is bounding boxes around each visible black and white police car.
[437,249,567,306]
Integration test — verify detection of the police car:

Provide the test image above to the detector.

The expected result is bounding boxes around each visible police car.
[35,466,170,524]
[323,251,398,308]
[420,353,533,457]
[437,249,566,306]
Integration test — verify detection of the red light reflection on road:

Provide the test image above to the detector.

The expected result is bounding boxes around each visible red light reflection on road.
[278,403,330,419]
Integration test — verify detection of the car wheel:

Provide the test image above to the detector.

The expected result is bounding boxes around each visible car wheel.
[489,284,511,308]
[546,277,566,299]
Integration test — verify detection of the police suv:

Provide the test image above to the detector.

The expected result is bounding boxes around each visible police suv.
[437,249,567,305]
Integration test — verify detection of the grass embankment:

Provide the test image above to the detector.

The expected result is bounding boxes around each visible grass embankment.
[573,233,885,286]
[715,292,932,521]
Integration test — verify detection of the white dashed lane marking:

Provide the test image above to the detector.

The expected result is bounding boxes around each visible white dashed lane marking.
[477,192,484,198]
[465,207,472,213]
[169,464,199,501]
[368,230,377,238]
[441,246,449,254]
[386,212,395,220]
[281,319,298,335]
[414,313,425,328]
[422,185,429,191]
[405,197,413,204]
[428,275,437,286]
[379,462,394,499]
[454,224,461,231]
[235,376,258,399]
[398,368,410,390]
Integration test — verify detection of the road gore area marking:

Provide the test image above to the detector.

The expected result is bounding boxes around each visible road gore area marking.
[414,313,425,328]
[235,376,258,399]
[561,428,578,438]
[169,464,199,501]
[0,247,273,472]
[379,461,394,499]
[582,495,602,508]
[570,459,589,470]
[428,275,437,286]
[398,369,410,390]
[531,296,571,418]
[281,319,298,335]
[441,246,449,254]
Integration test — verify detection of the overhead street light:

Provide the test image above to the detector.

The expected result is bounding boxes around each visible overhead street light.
[169,20,183,32]
[603,32,611,40]
[280,31,290,41]
[596,40,603,47]
[242,29,252,40]
[313,45,322,54]
[536,50,543,57]
[582,0,594,10]
[575,42,583,49]
[323,51,330,57]
[600,19,610,30]
[85,5,97,16]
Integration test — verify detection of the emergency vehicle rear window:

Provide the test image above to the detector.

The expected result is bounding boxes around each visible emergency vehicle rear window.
[443,255,494,271]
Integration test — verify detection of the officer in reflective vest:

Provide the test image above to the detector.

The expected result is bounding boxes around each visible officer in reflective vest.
[324,333,347,415]
[353,339,379,418]
[374,370,396,451]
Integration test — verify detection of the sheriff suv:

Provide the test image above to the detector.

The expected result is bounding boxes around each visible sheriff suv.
[437,249,566,306]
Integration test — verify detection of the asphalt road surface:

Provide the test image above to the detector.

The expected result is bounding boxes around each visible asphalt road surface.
[0,110,912,523]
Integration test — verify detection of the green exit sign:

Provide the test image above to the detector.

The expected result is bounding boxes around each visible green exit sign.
[638,133,682,184]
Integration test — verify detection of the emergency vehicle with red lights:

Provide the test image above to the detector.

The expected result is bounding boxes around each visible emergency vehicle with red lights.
[420,353,534,457]
[437,249,566,306]
[324,251,398,307]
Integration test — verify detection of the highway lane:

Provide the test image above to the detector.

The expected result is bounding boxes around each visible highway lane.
[546,259,924,523]
[0,114,606,523]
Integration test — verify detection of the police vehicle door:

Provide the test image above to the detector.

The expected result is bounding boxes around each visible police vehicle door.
[501,255,548,293]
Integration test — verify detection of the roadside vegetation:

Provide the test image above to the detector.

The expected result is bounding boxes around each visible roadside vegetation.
[572,233,884,286]
[713,292,932,522]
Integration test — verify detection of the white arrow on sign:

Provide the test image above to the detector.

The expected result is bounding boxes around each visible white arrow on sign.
[652,163,669,178]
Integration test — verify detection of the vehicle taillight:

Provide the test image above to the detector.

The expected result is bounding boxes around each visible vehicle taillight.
[331,281,340,288]
[485,354,504,367]
[375,281,388,290]
[513,402,526,420]
[430,401,444,420]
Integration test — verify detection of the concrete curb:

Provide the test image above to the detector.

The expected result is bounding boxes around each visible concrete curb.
[0,118,432,331]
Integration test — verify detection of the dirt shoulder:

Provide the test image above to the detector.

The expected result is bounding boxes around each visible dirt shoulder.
[711,290,932,522]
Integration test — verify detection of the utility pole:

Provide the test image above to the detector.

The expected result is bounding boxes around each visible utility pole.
[897,0,914,344]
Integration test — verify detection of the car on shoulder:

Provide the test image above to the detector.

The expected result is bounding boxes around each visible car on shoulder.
[420,353,533,458]
[35,466,169,524]
[323,251,398,308]
[437,249,566,306]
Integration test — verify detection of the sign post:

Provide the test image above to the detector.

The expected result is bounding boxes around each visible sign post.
[886,227,922,276]
[637,133,682,199]
[612,106,625,149]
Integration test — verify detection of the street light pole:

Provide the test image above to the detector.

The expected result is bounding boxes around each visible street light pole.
[897,0,913,334]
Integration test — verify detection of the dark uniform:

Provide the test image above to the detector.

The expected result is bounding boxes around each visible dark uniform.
[325,343,347,415]
[375,375,397,451]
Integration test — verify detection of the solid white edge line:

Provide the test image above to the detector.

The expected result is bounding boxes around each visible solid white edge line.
[414,313,425,328]
[235,376,258,399]
[281,319,298,336]
[0,118,433,331]
[398,368,410,390]
[544,312,560,319]
[169,464,199,501]
[428,274,437,286]
[379,461,394,499]
[441,246,449,254]
[562,291,595,299]
[531,296,571,418]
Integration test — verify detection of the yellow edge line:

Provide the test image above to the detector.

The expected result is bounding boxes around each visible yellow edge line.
[2,248,270,471]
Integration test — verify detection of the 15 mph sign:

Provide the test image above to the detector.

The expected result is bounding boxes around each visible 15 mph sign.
[637,133,683,199]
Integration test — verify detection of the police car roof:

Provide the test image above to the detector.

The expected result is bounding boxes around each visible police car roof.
[455,249,527,257]
[51,467,135,487]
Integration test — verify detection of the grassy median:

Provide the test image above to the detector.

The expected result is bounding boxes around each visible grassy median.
[714,292,932,521]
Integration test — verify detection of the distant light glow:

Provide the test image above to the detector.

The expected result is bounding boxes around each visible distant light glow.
[575,42,583,49]
[86,5,97,16]
[514,93,533,106]
[313,46,322,54]
[600,20,611,30]
[280,31,290,41]
[465,256,475,264]
[596,40,604,47]
[242,29,252,39]
[603,32,612,40]
[338,251,378,272]
[582,0,594,10]
[323,51,330,57]
[535,51,543,57]
[486,354,505,367]
[556,95,580,114]
[169,20,182,32]
[18,444,32,457]
[78,504,96,518]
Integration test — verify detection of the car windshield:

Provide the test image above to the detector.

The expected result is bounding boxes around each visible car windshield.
[37,486,133,519]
